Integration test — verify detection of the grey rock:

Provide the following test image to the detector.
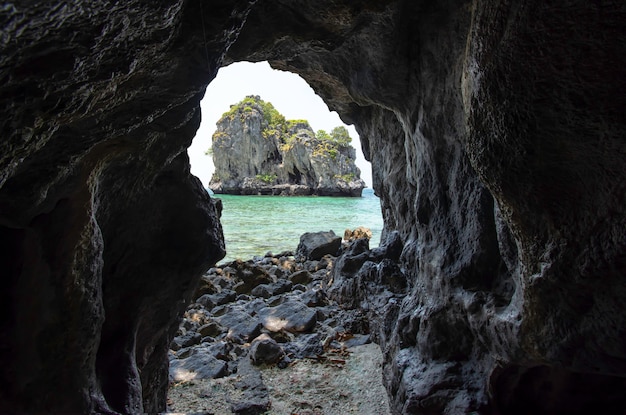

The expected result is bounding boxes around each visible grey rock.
[195,294,216,310]
[342,334,371,349]
[284,333,324,358]
[169,349,228,382]
[198,321,225,338]
[208,289,238,306]
[299,289,328,307]
[292,284,307,292]
[171,332,201,350]
[268,279,293,296]
[259,300,317,333]
[249,334,284,366]
[250,281,292,298]
[250,284,272,299]
[230,359,271,414]
[217,309,262,342]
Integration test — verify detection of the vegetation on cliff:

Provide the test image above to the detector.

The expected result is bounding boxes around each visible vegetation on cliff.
[208,95,365,196]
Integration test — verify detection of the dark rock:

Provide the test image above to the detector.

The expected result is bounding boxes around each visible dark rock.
[230,359,271,414]
[174,332,202,349]
[342,334,371,349]
[268,279,293,296]
[369,231,403,262]
[300,289,328,308]
[249,334,284,366]
[259,301,317,333]
[198,321,225,338]
[214,276,233,290]
[250,280,292,299]
[317,255,334,270]
[267,265,286,278]
[210,289,238,306]
[169,340,182,352]
[205,341,235,362]
[289,269,313,285]
[181,319,198,332]
[265,295,284,307]
[174,347,195,360]
[240,298,268,316]
[250,284,272,299]
[227,260,274,294]
[292,284,307,292]
[296,231,342,260]
[195,294,217,310]
[283,333,324,359]
[194,275,219,299]
[267,330,295,344]
[217,309,263,342]
[169,349,228,382]
[377,258,406,293]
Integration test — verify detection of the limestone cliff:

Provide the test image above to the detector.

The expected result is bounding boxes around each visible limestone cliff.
[1,1,625,414]
[208,96,365,196]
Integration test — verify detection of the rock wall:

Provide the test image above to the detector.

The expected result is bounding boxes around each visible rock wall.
[0,1,237,412]
[208,95,366,196]
[1,0,625,414]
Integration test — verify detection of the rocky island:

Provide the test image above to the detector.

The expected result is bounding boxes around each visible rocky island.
[208,96,366,196]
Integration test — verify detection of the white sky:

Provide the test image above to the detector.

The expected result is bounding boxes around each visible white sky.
[187,61,373,187]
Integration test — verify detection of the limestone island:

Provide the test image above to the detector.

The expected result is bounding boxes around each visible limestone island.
[208,95,366,196]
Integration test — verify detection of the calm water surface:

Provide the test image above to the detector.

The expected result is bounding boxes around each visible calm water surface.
[212,188,383,263]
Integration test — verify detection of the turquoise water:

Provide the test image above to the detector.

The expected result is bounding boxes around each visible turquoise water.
[212,188,384,263]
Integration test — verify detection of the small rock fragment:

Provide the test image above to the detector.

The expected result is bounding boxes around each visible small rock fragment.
[250,334,284,365]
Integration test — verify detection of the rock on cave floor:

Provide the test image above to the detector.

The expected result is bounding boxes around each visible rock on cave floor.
[166,244,390,415]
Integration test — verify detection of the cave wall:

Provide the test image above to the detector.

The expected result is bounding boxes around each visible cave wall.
[1,0,625,414]
[0,1,240,412]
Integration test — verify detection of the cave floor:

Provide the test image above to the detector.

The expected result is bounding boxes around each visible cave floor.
[167,342,390,414]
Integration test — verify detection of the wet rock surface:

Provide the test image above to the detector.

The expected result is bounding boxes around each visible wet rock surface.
[168,233,395,413]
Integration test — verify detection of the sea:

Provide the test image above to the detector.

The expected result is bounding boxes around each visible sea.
[210,188,384,263]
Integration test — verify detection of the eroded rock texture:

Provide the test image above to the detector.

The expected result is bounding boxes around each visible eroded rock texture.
[0,1,235,412]
[1,0,625,413]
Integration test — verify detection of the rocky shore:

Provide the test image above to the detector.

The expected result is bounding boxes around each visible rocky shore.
[167,229,394,414]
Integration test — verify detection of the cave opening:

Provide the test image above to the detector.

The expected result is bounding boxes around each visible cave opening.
[187,61,383,261]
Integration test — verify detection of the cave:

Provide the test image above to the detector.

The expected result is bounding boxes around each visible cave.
[1,1,625,414]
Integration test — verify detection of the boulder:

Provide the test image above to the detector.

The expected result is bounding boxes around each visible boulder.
[296,231,342,260]
[259,301,317,333]
[169,349,228,382]
[217,309,263,342]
